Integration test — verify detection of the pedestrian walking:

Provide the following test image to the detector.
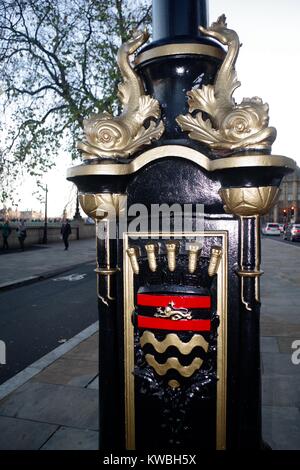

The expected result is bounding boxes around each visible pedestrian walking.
[16,220,27,251]
[61,219,72,250]
[1,220,12,250]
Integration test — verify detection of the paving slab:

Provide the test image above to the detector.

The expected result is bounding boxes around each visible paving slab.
[277,337,300,354]
[33,358,98,387]
[40,426,99,450]
[0,416,58,450]
[261,316,300,337]
[262,406,300,450]
[0,323,98,401]
[261,337,279,353]
[87,376,99,390]
[0,381,99,430]
[0,238,95,288]
[64,334,99,362]
[262,352,299,376]
[262,375,300,407]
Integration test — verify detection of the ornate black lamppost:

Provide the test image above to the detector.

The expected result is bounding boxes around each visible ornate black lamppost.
[73,190,82,221]
[67,0,295,450]
[42,184,48,245]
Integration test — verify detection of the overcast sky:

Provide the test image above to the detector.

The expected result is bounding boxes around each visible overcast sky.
[18,0,300,216]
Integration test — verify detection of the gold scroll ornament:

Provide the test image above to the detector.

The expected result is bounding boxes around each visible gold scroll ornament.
[176,15,276,153]
[78,30,164,159]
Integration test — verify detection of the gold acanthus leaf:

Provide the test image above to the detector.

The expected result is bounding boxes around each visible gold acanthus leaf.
[77,30,164,159]
[176,15,276,153]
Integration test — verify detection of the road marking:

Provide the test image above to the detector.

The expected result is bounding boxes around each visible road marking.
[52,273,87,282]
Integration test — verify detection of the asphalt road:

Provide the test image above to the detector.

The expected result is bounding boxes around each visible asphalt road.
[261,234,300,246]
[0,262,98,385]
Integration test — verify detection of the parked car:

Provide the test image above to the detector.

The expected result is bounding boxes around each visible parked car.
[282,223,300,241]
[261,223,280,236]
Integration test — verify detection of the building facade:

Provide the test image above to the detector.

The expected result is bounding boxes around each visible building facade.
[264,167,300,224]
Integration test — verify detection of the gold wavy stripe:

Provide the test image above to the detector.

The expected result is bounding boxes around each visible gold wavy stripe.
[140,331,209,355]
[145,354,203,377]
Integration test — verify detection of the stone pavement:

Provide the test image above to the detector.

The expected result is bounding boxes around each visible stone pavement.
[0,238,96,289]
[0,237,298,450]
[261,237,300,450]
[0,332,99,450]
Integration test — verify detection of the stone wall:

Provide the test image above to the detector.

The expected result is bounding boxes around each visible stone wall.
[0,220,95,249]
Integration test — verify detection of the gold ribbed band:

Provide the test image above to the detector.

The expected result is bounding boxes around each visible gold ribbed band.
[135,43,225,66]
[237,270,264,278]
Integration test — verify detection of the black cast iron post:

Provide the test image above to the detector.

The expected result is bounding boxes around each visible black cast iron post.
[67,0,295,450]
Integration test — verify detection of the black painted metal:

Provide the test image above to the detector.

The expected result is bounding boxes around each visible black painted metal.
[137,56,221,146]
[68,0,294,451]
[152,0,208,42]
[96,224,123,448]
[237,217,262,448]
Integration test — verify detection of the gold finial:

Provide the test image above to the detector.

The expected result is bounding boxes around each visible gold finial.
[186,242,202,274]
[126,246,140,274]
[145,242,158,272]
[208,246,222,277]
[165,240,180,272]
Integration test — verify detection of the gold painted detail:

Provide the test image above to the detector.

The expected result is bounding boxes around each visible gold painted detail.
[77,30,164,159]
[219,186,279,216]
[176,15,276,153]
[237,270,264,278]
[126,247,140,275]
[145,355,203,378]
[186,242,202,274]
[145,242,158,272]
[79,193,126,220]
[123,231,228,450]
[155,302,192,320]
[168,379,180,389]
[140,331,209,354]
[95,267,119,275]
[208,246,223,277]
[68,145,296,178]
[79,194,125,302]
[135,43,225,66]
[166,240,180,272]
